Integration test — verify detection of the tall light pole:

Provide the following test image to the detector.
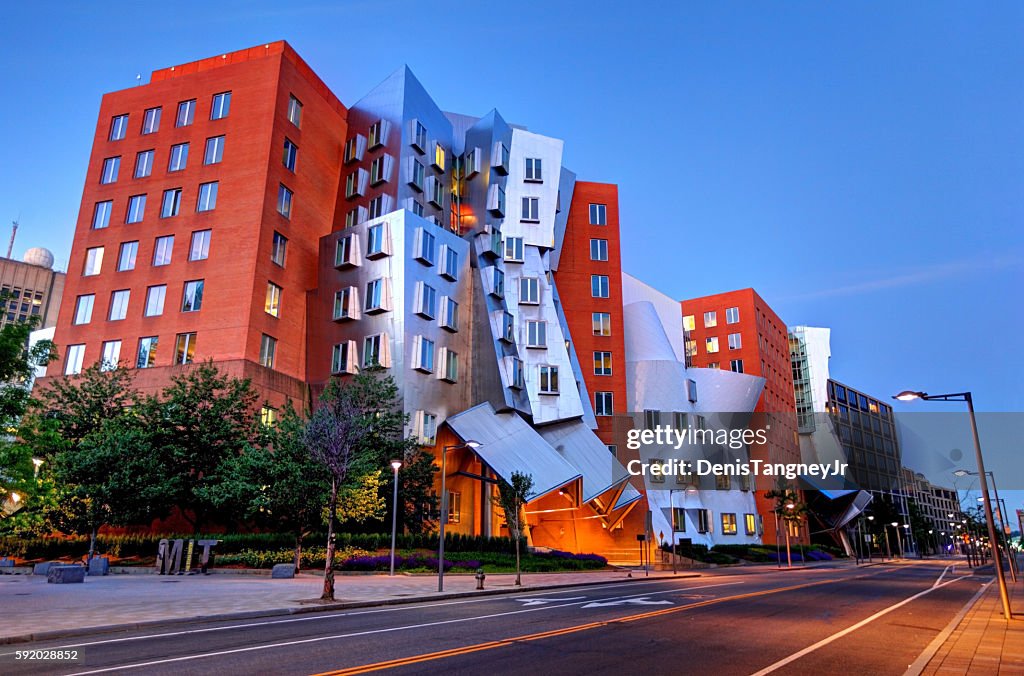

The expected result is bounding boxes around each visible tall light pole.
[389,459,402,577]
[438,440,481,592]
[958,468,1018,582]
[894,390,1012,620]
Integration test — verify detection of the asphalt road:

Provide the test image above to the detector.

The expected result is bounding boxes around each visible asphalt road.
[1,560,988,676]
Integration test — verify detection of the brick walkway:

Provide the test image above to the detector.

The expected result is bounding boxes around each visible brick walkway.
[920,565,1024,675]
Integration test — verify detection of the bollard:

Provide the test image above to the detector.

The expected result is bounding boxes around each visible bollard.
[475,567,486,590]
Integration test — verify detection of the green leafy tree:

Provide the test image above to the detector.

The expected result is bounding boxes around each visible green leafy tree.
[0,305,55,435]
[139,361,259,533]
[199,401,330,572]
[764,485,808,567]
[495,471,534,586]
[393,446,438,534]
[304,371,410,601]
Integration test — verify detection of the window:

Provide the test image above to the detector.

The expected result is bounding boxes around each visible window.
[344,137,364,165]
[500,311,515,342]
[509,358,525,389]
[181,280,204,312]
[685,339,697,358]
[427,177,445,208]
[73,294,94,325]
[204,136,224,165]
[672,507,687,532]
[333,286,359,321]
[126,194,146,223]
[521,196,539,222]
[413,336,435,373]
[539,365,559,394]
[210,92,231,120]
[726,307,740,324]
[716,475,731,491]
[441,246,459,280]
[365,278,390,313]
[144,285,166,316]
[261,407,278,427]
[595,391,614,416]
[83,247,103,276]
[493,142,510,174]
[176,99,196,127]
[593,312,611,336]
[109,114,128,141]
[728,333,742,350]
[92,201,112,229]
[705,337,719,353]
[590,239,608,261]
[142,107,160,134]
[416,282,437,318]
[363,333,390,368]
[197,182,218,212]
[464,147,480,177]
[408,159,425,191]
[683,315,695,331]
[369,195,388,220]
[370,154,391,185]
[526,320,546,348]
[168,142,188,171]
[174,332,197,365]
[277,185,293,218]
[440,297,459,331]
[65,344,86,375]
[368,119,388,149]
[265,282,282,317]
[525,157,542,181]
[594,351,612,376]
[367,223,389,258]
[189,229,211,261]
[153,235,174,266]
[335,234,359,267]
[649,457,665,483]
[704,311,717,328]
[730,359,744,374]
[331,341,357,375]
[432,142,446,172]
[100,340,121,370]
[259,334,277,368]
[697,509,711,534]
[271,232,287,266]
[745,513,757,535]
[591,274,610,298]
[135,150,154,178]
[519,277,540,304]
[589,203,606,225]
[412,120,427,153]
[108,289,130,321]
[740,474,751,492]
[282,138,297,171]
[117,241,138,271]
[137,337,159,368]
[504,236,524,262]
[488,183,506,216]
[447,490,461,523]
[441,349,458,382]
[415,229,436,265]
[161,188,182,218]
[100,157,120,184]
[722,513,738,535]
[287,95,302,127]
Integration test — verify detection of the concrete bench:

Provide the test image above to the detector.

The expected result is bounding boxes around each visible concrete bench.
[47,565,86,584]
[271,563,295,579]
[33,562,55,575]
[0,558,14,568]
[88,557,110,576]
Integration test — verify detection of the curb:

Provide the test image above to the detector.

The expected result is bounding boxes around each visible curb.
[0,572,698,645]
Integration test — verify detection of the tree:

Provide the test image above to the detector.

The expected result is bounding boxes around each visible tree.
[304,370,410,601]
[0,305,55,435]
[864,495,904,558]
[495,471,534,586]
[764,485,808,568]
[392,445,438,535]
[199,401,330,573]
[138,361,259,533]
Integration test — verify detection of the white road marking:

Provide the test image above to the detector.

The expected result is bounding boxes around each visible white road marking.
[582,597,672,608]
[903,581,992,676]
[932,565,953,588]
[0,577,725,656]
[749,574,975,675]
[63,582,745,675]
[514,596,587,606]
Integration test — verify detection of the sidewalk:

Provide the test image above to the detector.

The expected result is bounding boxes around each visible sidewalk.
[1,567,688,644]
[916,567,1024,675]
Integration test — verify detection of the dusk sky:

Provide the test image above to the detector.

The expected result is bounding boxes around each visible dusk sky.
[1,3,1021,491]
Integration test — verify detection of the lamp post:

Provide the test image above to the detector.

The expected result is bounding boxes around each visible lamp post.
[867,515,875,561]
[438,440,481,592]
[668,484,698,575]
[894,390,1012,620]
[959,468,1017,582]
[389,459,402,577]
[891,521,901,558]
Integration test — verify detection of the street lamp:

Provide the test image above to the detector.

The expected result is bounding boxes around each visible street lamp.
[668,484,698,575]
[890,521,900,558]
[31,457,43,476]
[389,459,402,577]
[438,440,481,592]
[957,468,1017,582]
[893,390,1012,619]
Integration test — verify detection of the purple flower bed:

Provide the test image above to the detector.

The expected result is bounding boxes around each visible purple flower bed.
[542,550,608,564]
[338,554,455,571]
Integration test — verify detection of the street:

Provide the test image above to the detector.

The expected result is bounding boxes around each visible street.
[0,560,991,675]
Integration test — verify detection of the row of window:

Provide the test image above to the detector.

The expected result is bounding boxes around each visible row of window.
[101,134,226,185]
[108,92,232,142]
[683,306,741,331]
[669,509,759,536]
[92,181,219,230]
[685,333,744,356]
[72,278,206,325]
[83,231,211,276]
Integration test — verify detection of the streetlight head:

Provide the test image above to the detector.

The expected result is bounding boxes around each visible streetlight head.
[785,503,795,510]
[32,457,44,468]
[390,459,403,471]
[929,530,933,534]
[893,390,926,402]
[903,524,909,529]
[953,469,969,477]
[867,515,875,521]
[891,521,899,527]
[947,513,954,518]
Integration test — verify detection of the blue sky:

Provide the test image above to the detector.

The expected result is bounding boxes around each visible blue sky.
[1,3,1021,494]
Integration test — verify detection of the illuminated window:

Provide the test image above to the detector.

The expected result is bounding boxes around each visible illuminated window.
[594,351,612,376]
[683,315,695,331]
[593,312,611,336]
[261,406,278,427]
[722,513,738,535]
[705,337,719,354]
[265,282,282,317]
[433,143,446,172]
[447,490,461,523]
[745,513,757,535]
[174,332,197,365]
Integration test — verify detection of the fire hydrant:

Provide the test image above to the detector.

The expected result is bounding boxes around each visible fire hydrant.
[475,567,486,590]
